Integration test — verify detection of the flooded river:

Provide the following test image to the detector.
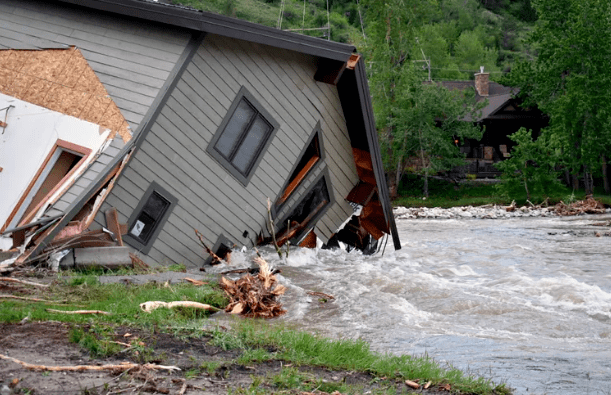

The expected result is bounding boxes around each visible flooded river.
[260,214,611,394]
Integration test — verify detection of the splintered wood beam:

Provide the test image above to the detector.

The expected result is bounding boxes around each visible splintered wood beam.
[105,208,123,246]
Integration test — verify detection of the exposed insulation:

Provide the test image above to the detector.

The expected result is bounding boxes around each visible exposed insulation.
[0,48,131,142]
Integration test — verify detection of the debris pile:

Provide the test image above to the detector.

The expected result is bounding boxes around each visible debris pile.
[554,196,607,216]
[394,198,610,220]
[220,257,286,318]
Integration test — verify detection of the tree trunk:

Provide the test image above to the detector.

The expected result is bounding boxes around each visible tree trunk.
[387,171,398,200]
[572,172,580,191]
[583,167,593,195]
[423,167,429,198]
[602,155,610,194]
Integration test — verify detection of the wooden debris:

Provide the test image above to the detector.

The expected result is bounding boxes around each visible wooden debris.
[0,277,49,287]
[505,200,517,212]
[183,277,209,286]
[424,380,432,389]
[105,208,124,246]
[194,229,224,265]
[405,379,420,389]
[0,294,63,303]
[46,309,111,315]
[554,196,606,216]
[306,291,335,300]
[219,257,286,318]
[130,253,149,270]
[0,354,179,372]
[139,301,220,313]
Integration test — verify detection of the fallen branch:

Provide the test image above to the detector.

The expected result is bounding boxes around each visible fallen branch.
[0,277,49,288]
[194,229,224,265]
[139,301,220,313]
[182,277,208,286]
[0,294,63,303]
[306,291,335,300]
[46,309,111,315]
[0,354,180,373]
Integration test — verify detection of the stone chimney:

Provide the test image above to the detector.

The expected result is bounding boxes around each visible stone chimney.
[474,66,489,97]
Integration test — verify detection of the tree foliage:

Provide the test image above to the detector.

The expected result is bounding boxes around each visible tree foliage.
[495,128,564,201]
[361,0,483,198]
[503,0,611,194]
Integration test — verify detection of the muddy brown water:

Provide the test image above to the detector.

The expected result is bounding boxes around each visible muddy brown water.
[223,214,611,395]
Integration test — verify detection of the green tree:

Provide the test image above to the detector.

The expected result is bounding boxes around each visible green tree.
[393,73,483,197]
[495,128,564,201]
[360,0,432,198]
[504,0,611,194]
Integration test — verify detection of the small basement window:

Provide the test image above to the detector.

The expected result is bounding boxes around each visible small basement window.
[276,123,323,207]
[205,234,234,266]
[124,181,178,254]
[207,86,279,186]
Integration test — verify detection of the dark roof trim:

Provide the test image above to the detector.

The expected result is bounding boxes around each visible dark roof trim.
[57,0,356,62]
[27,32,206,261]
[352,58,401,250]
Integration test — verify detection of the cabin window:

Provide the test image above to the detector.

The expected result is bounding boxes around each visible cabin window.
[124,181,178,254]
[207,86,279,186]
[276,172,332,244]
[276,122,323,208]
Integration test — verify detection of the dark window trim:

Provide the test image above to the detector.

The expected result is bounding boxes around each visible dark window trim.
[273,121,325,215]
[124,181,178,255]
[275,167,334,244]
[204,234,234,266]
[207,86,279,186]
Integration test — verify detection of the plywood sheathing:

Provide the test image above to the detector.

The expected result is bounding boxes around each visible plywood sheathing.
[0,48,131,142]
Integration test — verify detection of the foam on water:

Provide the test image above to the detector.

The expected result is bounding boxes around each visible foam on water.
[256,216,611,394]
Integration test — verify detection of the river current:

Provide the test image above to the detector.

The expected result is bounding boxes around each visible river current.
[243,214,611,394]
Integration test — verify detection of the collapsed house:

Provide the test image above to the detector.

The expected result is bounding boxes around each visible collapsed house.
[0,0,400,271]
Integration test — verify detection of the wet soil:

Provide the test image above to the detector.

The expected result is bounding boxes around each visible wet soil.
[0,322,457,395]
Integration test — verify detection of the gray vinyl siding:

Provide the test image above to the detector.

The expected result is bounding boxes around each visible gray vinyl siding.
[102,33,358,266]
[0,0,190,131]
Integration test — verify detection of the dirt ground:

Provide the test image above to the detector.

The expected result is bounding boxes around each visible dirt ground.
[0,322,457,395]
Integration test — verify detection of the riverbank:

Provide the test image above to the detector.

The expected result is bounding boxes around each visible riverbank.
[394,200,611,220]
[0,267,511,395]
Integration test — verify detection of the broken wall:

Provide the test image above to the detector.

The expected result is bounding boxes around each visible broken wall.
[0,93,111,228]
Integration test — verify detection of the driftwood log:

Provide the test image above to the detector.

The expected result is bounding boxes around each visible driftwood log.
[0,354,179,373]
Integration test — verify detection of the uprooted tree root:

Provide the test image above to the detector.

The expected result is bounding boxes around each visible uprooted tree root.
[554,196,607,216]
[220,257,286,318]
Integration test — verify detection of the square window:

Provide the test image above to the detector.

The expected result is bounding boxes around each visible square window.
[124,181,178,254]
[207,87,279,185]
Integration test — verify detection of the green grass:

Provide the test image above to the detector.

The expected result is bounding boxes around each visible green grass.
[1,271,509,394]
[205,320,511,395]
[395,174,611,208]
[0,279,228,326]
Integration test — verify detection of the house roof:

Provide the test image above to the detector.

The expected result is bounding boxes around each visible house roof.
[59,0,357,62]
[431,80,517,122]
[14,0,400,260]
